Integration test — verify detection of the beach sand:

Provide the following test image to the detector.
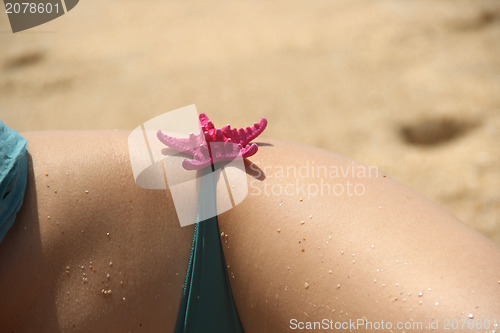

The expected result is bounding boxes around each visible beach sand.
[1,0,499,243]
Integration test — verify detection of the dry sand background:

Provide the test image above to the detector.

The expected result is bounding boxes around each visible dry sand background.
[1,0,499,243]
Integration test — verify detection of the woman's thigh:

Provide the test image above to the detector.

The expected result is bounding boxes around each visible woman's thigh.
[0,131,498,332]
[0,131,193,332]
[220,139,500,332]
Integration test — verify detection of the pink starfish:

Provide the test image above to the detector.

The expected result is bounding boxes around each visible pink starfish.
[157,113,267,170]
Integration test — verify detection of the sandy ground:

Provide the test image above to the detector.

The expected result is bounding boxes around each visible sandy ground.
[1,0,499,243]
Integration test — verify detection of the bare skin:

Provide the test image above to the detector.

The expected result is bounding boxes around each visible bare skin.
[0,131,498,332]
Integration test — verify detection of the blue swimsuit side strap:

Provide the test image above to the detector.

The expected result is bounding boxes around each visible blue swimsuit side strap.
[0,121,28,244]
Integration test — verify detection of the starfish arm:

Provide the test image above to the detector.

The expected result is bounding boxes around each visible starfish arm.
[156,130,204,155]
[241,143,259,158]
[221,118,267,146]
[240,117,267,146]
[182,145,213,170]
[199,113,215,130]
[182,158,212,170]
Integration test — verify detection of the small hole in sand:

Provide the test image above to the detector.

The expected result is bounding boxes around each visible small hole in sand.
[4,51,45,69]
[400,117,479,146]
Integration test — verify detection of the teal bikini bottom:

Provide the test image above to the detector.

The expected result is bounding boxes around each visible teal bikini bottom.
[0,121,28,244]
[175,172,244,333]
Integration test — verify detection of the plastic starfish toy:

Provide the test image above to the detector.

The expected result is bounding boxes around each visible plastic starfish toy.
[157,113,267,170]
